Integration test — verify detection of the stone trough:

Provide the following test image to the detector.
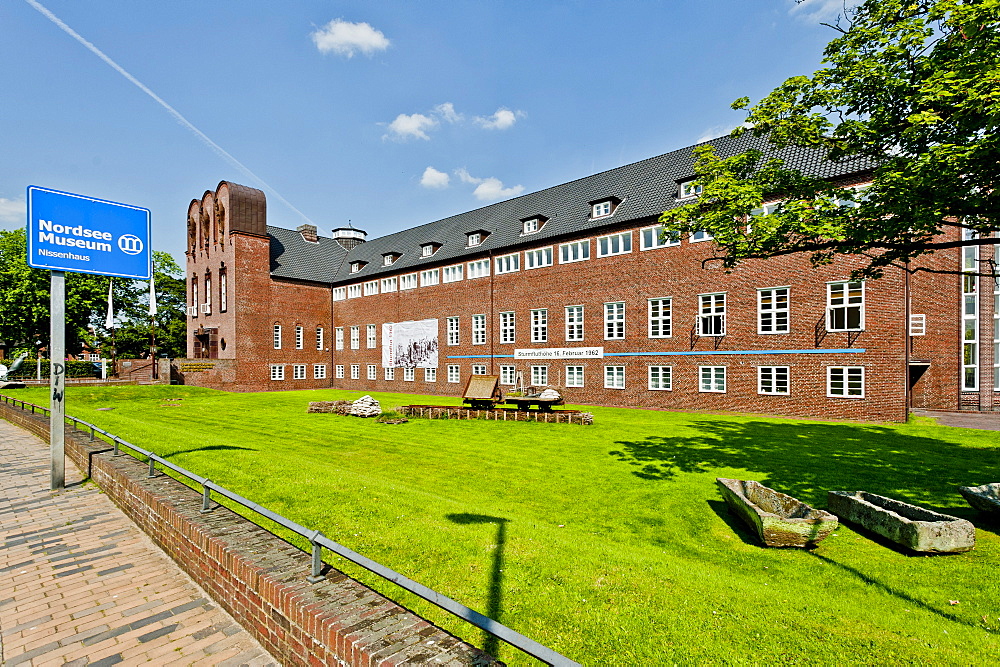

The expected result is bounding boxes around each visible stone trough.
[716,478,838,548]
[958,483,1000,514]
[827,491,975,554]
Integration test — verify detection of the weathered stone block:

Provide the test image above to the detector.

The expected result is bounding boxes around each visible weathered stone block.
[958,483,1000,514]
[716,478,838,547]
[827,491,975,553]
[349,395,381,418]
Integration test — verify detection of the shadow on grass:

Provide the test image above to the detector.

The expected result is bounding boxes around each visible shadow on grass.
[808,551,992,632]
[609,419,1000,508]
[445,513,509,658]
[163,445,258,458]
[705,499,758,546]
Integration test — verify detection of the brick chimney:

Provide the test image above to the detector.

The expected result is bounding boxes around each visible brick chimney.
[297,224,318,243]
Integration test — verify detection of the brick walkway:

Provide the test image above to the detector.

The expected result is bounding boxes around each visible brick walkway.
[0,419,276,666]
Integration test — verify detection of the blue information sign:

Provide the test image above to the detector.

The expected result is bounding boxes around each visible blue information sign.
[26,186,151,279]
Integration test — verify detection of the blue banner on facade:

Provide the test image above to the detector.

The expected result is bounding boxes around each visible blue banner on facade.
[26,186,151,279]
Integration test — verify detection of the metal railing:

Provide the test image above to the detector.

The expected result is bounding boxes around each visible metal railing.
[0,394,578,666]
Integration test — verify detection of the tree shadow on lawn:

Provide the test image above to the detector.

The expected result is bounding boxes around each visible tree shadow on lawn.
[609,419,1000,509]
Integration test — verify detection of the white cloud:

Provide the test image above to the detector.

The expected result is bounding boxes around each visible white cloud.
[384,113,438,141]
[790,0,860,23]
[695,123,751,144]
[0,198,25,224]
[474,108,523,130]
[311,19,390,58]
[434,102,463,124]
[420,166,450,189]
[455,168,524,201]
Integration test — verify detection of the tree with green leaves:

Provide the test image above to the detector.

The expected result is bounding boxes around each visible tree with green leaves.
[0,228,109,355]
[660,0,1000,278]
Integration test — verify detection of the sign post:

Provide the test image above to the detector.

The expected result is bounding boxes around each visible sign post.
[27,186,150,490]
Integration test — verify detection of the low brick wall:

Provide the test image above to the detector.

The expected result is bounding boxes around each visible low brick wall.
[0,401,499,666]
[403,405,594,425]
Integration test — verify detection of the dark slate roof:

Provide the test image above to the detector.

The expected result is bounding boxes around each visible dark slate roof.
[268,225,348,283]
[268,132,874,285]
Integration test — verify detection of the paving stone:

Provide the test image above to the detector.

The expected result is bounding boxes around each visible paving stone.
[0,418,274,665]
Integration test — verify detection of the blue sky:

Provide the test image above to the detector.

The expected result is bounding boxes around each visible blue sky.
[1,0,851,263]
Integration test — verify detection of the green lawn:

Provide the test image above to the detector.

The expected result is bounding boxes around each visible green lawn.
[8,385,1000,664]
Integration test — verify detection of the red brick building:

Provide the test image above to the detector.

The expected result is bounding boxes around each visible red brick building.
[181,134,998,421]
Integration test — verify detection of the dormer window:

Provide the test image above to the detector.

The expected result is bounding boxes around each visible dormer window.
[466,230,489,247]
[589,197,620,220]
[420,243,441,258]
[382,253,400,266]
[679,181,703,199]
[350,261,367,273]
[520,216,548,235]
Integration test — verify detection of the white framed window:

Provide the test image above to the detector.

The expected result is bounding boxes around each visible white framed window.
[524,247,553,269]
[640,225,680,250]
[295,325,304,350]
[690,229,713,242]
[203,274,212,315]
[962,244,978,390]
[591,200,613,219]
[336,364,345,379]
[424,367,437,382]
[420,269,439,287]
[350,364,360,379]
[348,284,362,299]
[909,314,926,336]
[367,364,377,380]
[443,265,464,283]
[472,364,488,375]
[604,365,625,389]
[758,366,789,395]
[468,259,490,279]
[333,286,346,301]
[219,269,227,312]
[447,317,460,346]
[500,311,516,344]
[500,365,516,385]
[364,280,379,296]
[335,327,344,350]
[400,273,418,290]
[273,325,282,350]
[698,293,726,336]
[467,232,483,247]
[350,261,364,273]
[350,326,360,350]
[316,327,324,350]
[828,366,864,398]
[531,365,548,386]
[447,365,460,383]
[421,244,438,257]
[314,364,327,379]
[559,240,590,264]
[565,305,584,341]
[385,366,395,381]
[404,367,415,381]
[270,364,284,380]
[367,324,377,348]
[827,281,865,332]
[699,366,726,393]
[522,218,543,234]
[293,364,307,380]
[191,276,198,317]
[495,253,520,275]
[531,309,548,343]
[381,277,397,293]
[679,181,703,198]
[597,232,632,257]
[382,254,396,266]
[648,298,671,338]
[648,366,671,390]
[473,314,486,345]
[758,287,790,334]
[566,365,584,388]
[994,247,999,391]
[604,302,625,340]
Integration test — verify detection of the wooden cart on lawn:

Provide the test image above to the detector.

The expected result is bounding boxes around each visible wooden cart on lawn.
[462,375,503,409]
